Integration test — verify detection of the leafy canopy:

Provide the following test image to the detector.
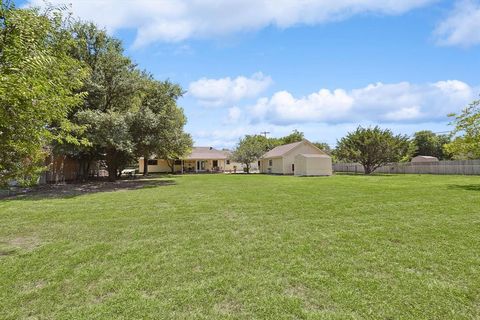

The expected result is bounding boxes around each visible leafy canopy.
[233,135,270,173]
[407,130,452,160]
[444,99,480,159]
[0,2,88,186]
[336,126,409,174]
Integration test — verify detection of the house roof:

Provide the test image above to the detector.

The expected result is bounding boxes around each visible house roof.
[185,147,228,160]
[411,155,439,162]
[261,140,304,158]
[296,153,330,158]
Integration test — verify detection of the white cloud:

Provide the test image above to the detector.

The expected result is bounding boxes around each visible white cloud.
[249,80,475,125]
[434,0,480,47]
[226,106,242,123]
[188,72,272,107]
[26,0,435,46]
[250,89,353,124]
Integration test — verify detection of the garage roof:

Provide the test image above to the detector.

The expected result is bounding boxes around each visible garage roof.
[297,154,330,158]
[262,141,304,158]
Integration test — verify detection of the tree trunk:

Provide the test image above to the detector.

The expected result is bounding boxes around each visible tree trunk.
[85,160,91,181]
[106,150,117,181]
[143,153,149,176]
[363,165,373,175]
[166,159,175,173]
[246,164,250,174]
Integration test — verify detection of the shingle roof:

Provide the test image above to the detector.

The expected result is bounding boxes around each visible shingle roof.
[297,153,330,158]
[185,147,228,160]
[261,141,304,158]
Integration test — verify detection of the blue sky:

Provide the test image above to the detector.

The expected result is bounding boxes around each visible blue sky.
[24,0,480,148]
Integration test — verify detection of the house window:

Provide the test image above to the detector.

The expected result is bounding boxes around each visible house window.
[226,160,230,165]
[147,159,158,165]
[174,159,182,165]
[213,160,218,167]
[292,164,295,172]
[268,159,273,166]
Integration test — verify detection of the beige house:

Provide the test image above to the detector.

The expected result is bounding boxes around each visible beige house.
[259,139,332,176]
[139,147,228,174]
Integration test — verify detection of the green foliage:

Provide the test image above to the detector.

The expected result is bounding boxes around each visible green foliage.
[444,99,480,159]
[407,130,452,160]
[131,84,189,176]
[267,129,304,148]
[76,110,133,180]
[70,22,143,113]
[312,142,332,153]
[0,2,88,186]
[63,22,190,180]
[336,126,409,174]
[278,129,304,145]
[233,135,269,173]
[130,80,191,174]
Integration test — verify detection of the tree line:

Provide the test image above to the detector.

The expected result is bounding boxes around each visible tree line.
[233,101,480,175]
[0,2,192,186]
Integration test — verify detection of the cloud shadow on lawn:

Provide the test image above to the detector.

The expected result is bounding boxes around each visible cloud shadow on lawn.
[447,184,480,192]
[1,175,176,201]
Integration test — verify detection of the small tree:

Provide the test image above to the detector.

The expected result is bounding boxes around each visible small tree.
[164,132,193,173]
[336,126,409,174]
[233,135,269,173]
[444,99,480,159]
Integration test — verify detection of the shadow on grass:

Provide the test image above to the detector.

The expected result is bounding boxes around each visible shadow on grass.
[334,172,397,177]
[1,175,176,201]
[448,184,480,192]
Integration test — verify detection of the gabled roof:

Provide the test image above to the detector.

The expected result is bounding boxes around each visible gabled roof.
[261,139,327,159]
[261,141,304,158]
[185,147,228,160]
[296,153,330,158]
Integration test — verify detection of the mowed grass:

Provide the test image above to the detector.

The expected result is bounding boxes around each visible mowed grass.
[1,174,479,319]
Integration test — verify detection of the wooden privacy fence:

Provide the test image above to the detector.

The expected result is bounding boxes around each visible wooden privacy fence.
[333,160,480,175]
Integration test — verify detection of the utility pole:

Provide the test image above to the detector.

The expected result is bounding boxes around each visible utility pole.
[260,131,270,138]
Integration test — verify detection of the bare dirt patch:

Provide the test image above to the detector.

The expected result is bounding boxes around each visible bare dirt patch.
[0,236,41,257]
[214,299,243,315]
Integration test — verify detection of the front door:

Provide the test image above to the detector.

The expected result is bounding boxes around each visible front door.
[197,161,205,171]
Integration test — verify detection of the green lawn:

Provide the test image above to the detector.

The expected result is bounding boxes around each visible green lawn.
[1,174,479,319]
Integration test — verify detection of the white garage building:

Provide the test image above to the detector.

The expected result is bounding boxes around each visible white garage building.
[259,139,332,176]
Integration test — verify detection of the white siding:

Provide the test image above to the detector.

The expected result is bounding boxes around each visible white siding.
[283,143,326,175]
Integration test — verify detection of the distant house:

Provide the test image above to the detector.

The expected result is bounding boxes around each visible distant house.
[259,139,332,176]
[139,147,228,174]
[411,155,439,163]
